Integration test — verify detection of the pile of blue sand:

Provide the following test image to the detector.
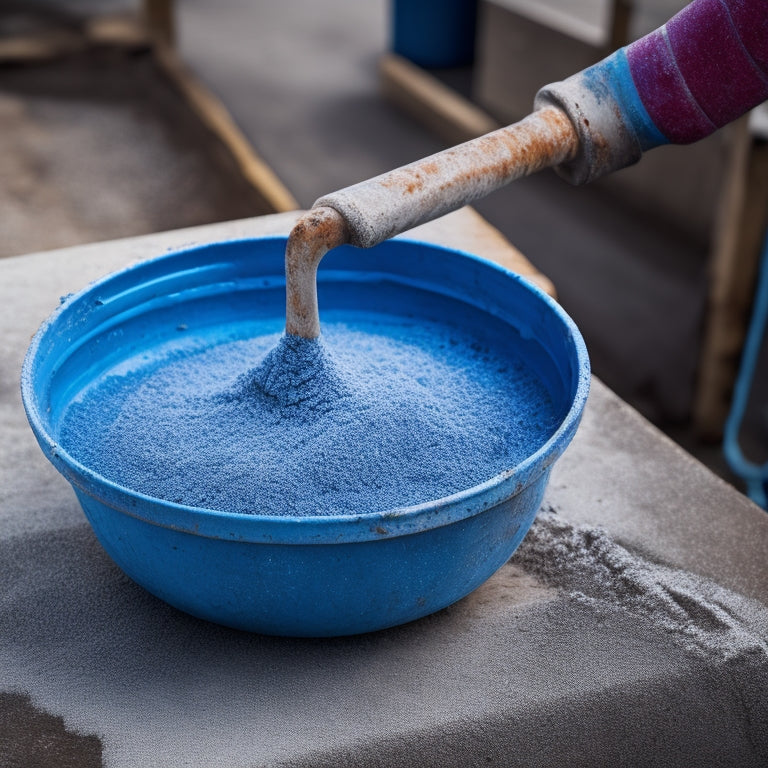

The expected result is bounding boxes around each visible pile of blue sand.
[59,319,560,517]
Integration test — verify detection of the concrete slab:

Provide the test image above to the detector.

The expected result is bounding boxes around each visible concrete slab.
[1,216,767,766]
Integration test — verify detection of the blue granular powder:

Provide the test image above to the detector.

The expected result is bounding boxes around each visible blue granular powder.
[58,319,560,517]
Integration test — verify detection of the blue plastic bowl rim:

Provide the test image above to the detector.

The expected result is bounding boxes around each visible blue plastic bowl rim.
[21,236,590,545]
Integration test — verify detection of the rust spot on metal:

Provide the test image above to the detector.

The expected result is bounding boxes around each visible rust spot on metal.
[369,108,576,211]
[582,107,615,175]
[302,106,578,263]
[380,167,427,195]
[285,207,348,338]
[375,525,388,535]
[420,159,440,175]
[408,108,577,206]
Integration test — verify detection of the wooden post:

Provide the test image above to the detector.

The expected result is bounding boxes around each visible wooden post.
[143,0,175,47]
[608,0,632,51]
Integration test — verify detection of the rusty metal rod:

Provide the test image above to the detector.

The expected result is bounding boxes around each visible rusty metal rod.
[285,207,349,338]
[315,105,578,248]
[286,105,578,338]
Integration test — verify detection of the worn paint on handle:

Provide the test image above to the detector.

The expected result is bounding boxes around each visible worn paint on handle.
[627,0,768,144]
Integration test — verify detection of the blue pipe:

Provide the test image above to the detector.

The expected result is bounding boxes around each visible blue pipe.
[723,229,768,509]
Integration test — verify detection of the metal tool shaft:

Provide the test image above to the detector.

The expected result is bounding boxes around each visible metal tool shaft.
[315,105,578,249]
[285,106,578,338]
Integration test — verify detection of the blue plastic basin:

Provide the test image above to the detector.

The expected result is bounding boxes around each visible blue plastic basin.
[21,237,589,636]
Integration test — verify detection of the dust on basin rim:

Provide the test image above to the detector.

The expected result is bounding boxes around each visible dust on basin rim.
[21,236,590,546]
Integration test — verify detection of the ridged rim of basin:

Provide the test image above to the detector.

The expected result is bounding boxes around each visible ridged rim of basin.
[21,237,590,545]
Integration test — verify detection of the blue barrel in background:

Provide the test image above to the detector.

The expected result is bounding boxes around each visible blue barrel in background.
[391,0,478,68]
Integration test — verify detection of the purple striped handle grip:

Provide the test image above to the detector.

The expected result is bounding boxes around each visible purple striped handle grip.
[629,0,768,143]
[536,0,768,183]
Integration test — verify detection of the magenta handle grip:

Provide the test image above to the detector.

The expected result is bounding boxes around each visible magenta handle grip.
[536,0,768,183]
[627,0,768,143]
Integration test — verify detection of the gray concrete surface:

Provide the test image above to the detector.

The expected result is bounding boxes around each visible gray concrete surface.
[2,216,768,766]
